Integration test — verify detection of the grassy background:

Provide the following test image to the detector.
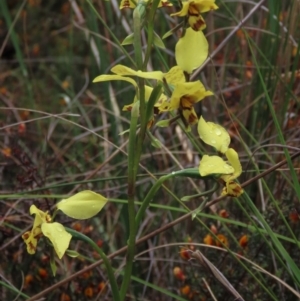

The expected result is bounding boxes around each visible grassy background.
[0,0,300,300]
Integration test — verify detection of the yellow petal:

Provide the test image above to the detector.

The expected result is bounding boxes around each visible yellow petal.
[111,64,139,76]
[199,155,234,176]
[175,28,208,74]
[198,116,230,153]
[164,66,186,84]
[22,231,38,255]
[30,205,46,229]
[226,148,242,178]
[41,223,72,259]
[29,205,51,238]
[111,64,164,81]
[171,2,190,16]
[93,74,137,87]
[30,204,51,223]
[156,98,171,112]
[154,92,168,107]
[193,0,219,13]
[143,85,155,101]
[221,148,242,183]
[57,190,107,219]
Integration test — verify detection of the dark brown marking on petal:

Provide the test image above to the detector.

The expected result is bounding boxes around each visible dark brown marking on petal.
[28,241,36,253]
[192,18,206,31]
[122,0,131,8]
[188,112,198,124]
[226,181,243,197]
[188,5,199,16]
[124,106,133,112]
[180,96,193,110]
[22,232,30,240]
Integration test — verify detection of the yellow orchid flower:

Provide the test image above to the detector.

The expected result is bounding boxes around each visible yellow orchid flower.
[157,81,213,126]
[199,148,243,197]
[198,117,243,197]
[22,205,72,259]
[171,0,218,31]
[175,28,208,74]
[23,191,108,259]
[120,0,172,9]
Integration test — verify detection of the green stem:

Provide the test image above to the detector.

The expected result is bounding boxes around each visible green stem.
[120,101,139,300]
[142,0,160,69]
[132,2,147,177]
[133,3,147,137]
[136,168,201,226]
[133,84,146,175]
[133,4,144,69]
[119,4,149,299]
[65,228,120,301]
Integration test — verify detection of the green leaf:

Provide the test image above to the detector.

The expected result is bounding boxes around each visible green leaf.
[153,31,165,49]
[57,190,108,219]
[181,195,192,201]
[122,33,134,45]
[162,29,173,40]
[65,249,80,258]
[147,130,162,148]
[156,119,171,127]
[119,128,130,136]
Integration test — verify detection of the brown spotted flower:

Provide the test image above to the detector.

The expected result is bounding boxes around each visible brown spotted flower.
[157,80,213,127]
[22,205,72,259]
[171,0,218,31]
